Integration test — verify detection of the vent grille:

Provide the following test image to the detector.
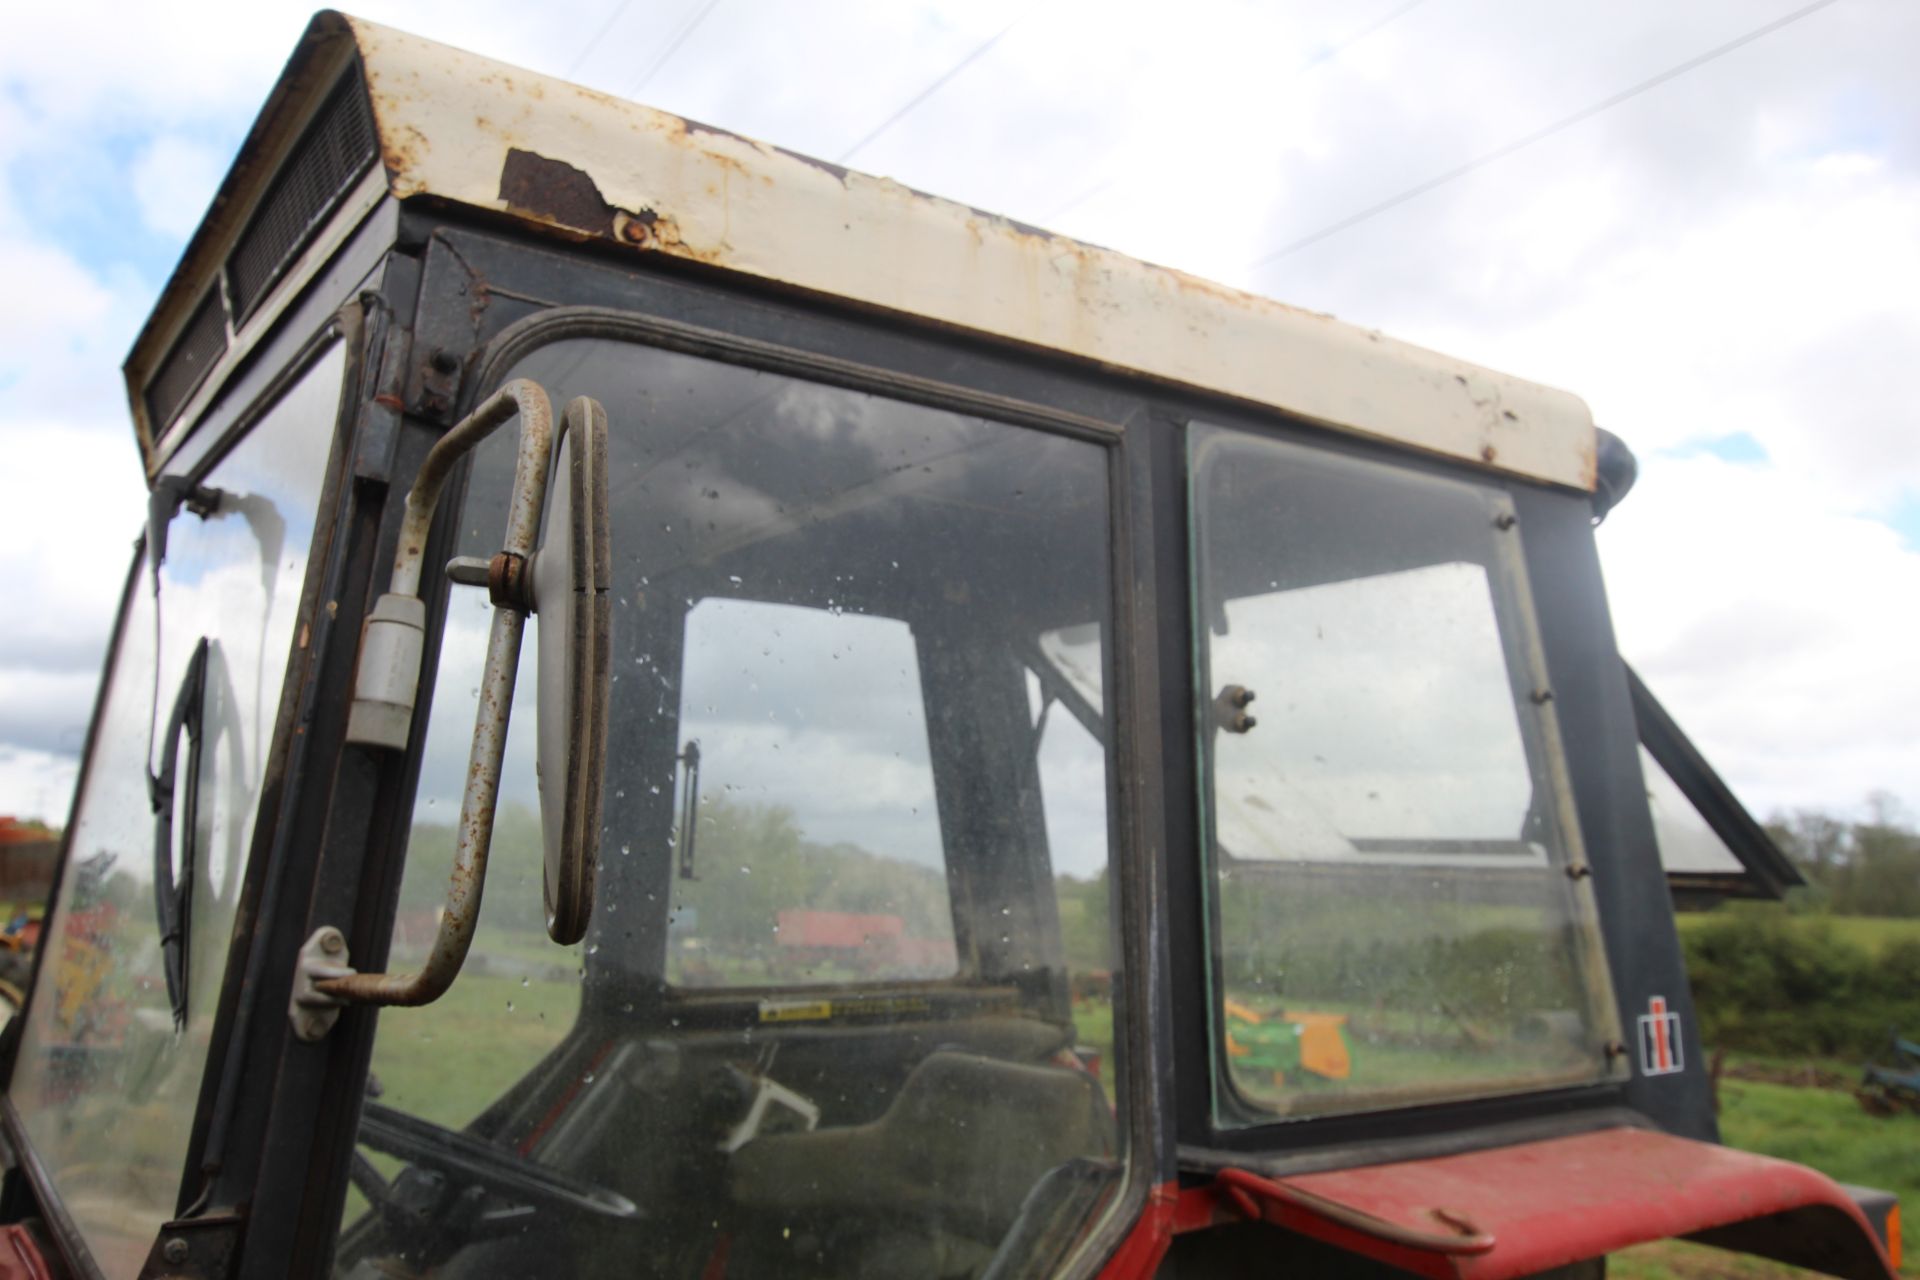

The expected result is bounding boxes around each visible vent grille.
[227,69,377,318]
[145,288,228,432]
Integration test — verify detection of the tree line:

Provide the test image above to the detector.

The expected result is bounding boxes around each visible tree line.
[1766,792,1920,917]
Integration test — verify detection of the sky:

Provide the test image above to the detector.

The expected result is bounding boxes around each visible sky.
[1,0,1915,831]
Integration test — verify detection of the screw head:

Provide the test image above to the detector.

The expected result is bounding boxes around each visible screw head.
[320,929,344,955]
[162,1237,190,1264]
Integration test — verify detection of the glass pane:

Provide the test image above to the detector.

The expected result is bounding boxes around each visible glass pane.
[1190,424,1617,1124]
[1640,745,1745,875]
[11,343,342,1277]
[666,599,954,987]
[337,340,1124,1280]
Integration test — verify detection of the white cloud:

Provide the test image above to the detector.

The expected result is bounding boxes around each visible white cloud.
[130,136,230,239]
[0,747,80,826]
[1601,454,1920,819]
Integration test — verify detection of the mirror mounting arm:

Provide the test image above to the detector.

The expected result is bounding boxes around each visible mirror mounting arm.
[324,379,555,1010]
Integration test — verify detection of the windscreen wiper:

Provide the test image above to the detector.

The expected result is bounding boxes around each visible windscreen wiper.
[151,637,210,1029]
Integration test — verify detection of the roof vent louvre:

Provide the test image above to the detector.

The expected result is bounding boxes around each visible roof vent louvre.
[226,68,377,319]
[144,288,228,432]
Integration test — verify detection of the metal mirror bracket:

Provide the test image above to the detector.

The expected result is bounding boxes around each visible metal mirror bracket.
[313,380,554,1015]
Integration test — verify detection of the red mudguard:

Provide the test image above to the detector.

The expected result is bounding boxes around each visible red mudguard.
[1102,1127,1899,1280]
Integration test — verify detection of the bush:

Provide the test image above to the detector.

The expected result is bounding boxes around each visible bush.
[1683,914,1920,1059]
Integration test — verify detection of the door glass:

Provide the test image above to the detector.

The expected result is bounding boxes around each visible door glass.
[337,339,1126,1280]
[10,343,341,1276]
[1190,424,1619,1124]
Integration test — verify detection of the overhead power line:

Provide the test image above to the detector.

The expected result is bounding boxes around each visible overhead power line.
[627,0,727,98]
[1247,0,1845,272]
[838,8,1039,165]
[565,0,640,79]
[1302,0,1434,71]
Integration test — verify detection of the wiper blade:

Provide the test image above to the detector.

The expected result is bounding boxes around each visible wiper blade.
[151,636,209,1030]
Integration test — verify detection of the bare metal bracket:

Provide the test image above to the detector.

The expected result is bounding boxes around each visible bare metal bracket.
[288,926,354,1043]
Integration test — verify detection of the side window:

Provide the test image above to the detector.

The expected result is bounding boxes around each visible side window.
[1628,665,1803,901]
[666,599,955,987]
[10,343,341,1277]
[1190,424,1620,1124]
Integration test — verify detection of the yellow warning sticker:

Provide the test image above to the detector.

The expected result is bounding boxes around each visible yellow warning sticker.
[758,999,833,1023]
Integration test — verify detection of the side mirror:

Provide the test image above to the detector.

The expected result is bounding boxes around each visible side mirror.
[535,398,611,946]
[294,382,612,1033]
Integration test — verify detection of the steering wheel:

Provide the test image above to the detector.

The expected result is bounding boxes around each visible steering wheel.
[347,1101,639,1265]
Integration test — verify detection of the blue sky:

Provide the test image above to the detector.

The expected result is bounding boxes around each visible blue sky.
[1,0,1917,826]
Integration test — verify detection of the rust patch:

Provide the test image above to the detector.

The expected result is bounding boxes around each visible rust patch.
[382,122,431,177]
[615,205,699,257]
[499,147,618,237]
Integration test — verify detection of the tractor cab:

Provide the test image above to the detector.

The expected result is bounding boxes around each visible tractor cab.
[0,13,1897,1280]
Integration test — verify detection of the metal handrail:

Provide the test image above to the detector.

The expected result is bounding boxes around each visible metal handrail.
[317,380,553,1008]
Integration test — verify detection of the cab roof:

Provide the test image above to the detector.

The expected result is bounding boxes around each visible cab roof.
[126,11,1598,491]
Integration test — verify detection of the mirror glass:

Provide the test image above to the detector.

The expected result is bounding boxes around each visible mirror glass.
[534,397,611,944]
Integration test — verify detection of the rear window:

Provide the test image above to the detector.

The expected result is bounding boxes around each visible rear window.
[665,599,957,987]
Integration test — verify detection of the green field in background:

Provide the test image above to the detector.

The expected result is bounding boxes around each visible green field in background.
[1676,910,1920,956]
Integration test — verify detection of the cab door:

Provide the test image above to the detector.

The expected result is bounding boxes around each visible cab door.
[3,342,344,1278]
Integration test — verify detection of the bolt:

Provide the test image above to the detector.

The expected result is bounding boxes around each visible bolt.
[1494,512,1518,530]
[1530,688,1554,705]
[428,348,459,375]
[1605,1040,1629,1059]
[320,930,344,956]
[1565,863,1592,880]
[162,1237,190,1264]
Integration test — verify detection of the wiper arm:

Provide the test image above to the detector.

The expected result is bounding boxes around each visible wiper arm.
[151,637,209,1029]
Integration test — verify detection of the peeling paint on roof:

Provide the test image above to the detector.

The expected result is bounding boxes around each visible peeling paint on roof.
[130,11,1598,491]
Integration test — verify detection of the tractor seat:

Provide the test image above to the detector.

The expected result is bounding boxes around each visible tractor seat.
[730,1049,1112,1244]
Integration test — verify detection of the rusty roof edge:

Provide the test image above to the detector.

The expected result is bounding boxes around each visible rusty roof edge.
[127,13,1599,493]
[346,15,1596,491]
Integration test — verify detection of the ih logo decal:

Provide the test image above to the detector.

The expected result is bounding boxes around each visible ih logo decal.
[1638,995,1684,1076]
